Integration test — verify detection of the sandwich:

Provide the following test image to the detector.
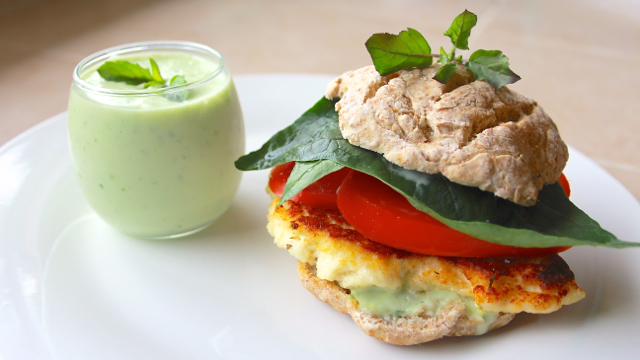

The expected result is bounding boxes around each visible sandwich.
[234,11,638,345]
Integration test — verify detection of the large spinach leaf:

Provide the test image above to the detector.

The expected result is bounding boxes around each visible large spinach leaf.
[235,97,638,248]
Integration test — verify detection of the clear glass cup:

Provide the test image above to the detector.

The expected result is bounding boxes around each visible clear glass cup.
[67,41,245,239]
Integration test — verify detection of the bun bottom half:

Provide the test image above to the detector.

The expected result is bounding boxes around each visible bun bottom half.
[297,261,516,345]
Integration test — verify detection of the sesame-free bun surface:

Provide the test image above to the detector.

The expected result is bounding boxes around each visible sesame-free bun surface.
[326,65,568,206]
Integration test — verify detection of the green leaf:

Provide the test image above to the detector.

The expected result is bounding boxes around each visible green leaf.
[149,58,165,83]
[235,97,638,249]
[170,75,187,85]
[438,46,451,64]
[443,10,477,50]
[365,28,433,76]
[165,75,189,102]
[143,80,165,88]
[97,60,156,85]
[169,75,187,86]
[433,62,459,84]
[97,58,183,90]
[466,49,521,88]
[234,98,344,171]
[279,160,344,205]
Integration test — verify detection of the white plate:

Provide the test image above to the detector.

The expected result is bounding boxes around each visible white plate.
[1,74,639,360]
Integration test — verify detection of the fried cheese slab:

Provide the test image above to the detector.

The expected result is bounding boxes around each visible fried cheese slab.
[267,197,585,344]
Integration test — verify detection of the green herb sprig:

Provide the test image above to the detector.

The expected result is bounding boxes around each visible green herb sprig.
[97,58,188,101]
[365,10,520,88]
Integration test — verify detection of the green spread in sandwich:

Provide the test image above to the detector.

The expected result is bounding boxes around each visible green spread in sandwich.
[351,285,500,335]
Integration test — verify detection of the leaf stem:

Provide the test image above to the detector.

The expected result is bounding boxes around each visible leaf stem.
[371,48,476,65]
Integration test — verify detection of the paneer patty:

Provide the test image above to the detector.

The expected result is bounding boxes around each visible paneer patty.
[267,197,585,344]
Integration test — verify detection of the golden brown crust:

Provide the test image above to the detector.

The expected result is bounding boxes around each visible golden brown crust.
[269,198,585,314]
[448,256,584,313]
[298,262,516,345]
[281,197,414,258]
[325,65,568,206]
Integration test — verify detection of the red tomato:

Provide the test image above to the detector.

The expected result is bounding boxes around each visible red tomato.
[336,171,570,257]
[268,162,352,210]
[558,173,571,197]
[268,162,296,197]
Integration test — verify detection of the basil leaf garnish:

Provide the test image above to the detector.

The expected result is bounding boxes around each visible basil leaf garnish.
[235,97,638,249]
[164,75,189,102]
[98,60,157,85]
[97,58,189,101]
[433,62,459,84]
[364,10,520,88]
[365,28,433,76]
[466,49,522,88]
[443,10,477,50]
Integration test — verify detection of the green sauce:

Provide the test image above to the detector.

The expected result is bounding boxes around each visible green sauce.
[351,286,499,335]
[68,51,244,238]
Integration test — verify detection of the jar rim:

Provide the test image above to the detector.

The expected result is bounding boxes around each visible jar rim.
[72,41,225,97]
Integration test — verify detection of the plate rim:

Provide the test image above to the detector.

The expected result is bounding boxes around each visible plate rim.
[1,74,640,359]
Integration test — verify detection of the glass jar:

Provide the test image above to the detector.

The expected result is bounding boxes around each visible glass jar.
[68,41,245,238]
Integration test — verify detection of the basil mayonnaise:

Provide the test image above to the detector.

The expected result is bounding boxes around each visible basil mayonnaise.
[351,285,499,335]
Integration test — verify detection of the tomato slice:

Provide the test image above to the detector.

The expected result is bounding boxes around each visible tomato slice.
[268,162,296,197]
[336,171,570,257]
[268,162,352,210]
[558,173,571,197]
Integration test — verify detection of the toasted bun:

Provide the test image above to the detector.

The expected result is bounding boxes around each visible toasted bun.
[298,261,516,345]
[326,65,568,206]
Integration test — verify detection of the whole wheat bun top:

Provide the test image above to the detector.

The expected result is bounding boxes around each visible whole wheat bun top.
[325,65,568,206]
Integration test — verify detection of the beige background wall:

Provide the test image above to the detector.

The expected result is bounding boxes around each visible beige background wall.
[1,0,639,199]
